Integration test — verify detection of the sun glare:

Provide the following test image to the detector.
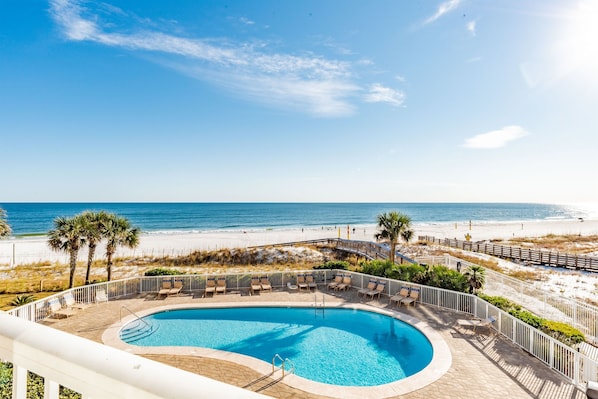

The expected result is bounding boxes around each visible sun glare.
[553,1,598,84]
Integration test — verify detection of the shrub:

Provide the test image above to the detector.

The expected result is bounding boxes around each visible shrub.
[313,260,349,270]
[9,294,36,307]
[478,294,521,312]
[509,309,544,328]
[144,268,185,276]
[359,260,395,278]
[541,321,585,346]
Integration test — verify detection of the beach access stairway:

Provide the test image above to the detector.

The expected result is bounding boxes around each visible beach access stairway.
[419,235,598,272]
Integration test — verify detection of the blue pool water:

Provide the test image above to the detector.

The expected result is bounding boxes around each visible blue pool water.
[121,307,434,386]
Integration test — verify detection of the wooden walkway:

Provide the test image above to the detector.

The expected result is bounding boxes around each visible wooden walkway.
[419,236,598,272]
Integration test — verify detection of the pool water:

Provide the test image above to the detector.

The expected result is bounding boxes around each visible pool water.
[121,307,433,386]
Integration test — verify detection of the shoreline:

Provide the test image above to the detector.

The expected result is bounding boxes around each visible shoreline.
[1,218,597,266]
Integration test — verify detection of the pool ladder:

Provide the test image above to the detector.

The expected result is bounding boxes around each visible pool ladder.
[272,354,295,378]
[314,294,325,316]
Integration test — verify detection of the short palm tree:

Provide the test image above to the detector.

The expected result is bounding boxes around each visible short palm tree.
[102,214,140,281]
[80,210,109,285]
[0,208,11,238]
[374,211,414,264]
[48,215,86,288]
[464,265,486,294]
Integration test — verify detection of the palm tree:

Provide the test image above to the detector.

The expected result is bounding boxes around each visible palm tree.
[48,215,86,288]
[80,210,109,285]
[463,265,486,294]
[0,208,11,238]
[374,211,414,264]
[102,214,140,281]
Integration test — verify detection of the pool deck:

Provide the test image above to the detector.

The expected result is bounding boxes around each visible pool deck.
[43,287,586,399]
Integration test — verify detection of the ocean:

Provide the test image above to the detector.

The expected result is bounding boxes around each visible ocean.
[0,202,595,236]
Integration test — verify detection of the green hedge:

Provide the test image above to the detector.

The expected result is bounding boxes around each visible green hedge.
[313,260,350,270]
[478,293,585,346]
[143,268,185,276]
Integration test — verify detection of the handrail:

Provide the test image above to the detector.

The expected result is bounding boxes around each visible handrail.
[120,305,150,329]
[283,358,295,376]
[272,353,285,376]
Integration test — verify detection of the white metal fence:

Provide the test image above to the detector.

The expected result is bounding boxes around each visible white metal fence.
[5,268,598,392]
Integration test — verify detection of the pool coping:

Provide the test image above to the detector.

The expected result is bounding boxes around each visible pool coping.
[103,302,452,399]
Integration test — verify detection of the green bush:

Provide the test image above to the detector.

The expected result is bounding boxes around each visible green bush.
[359,260,396,278]
[144,268,185,276]
[541,320,585,346]
[509,309,544,329]
[313,260,349,270]
[478,294,521,312]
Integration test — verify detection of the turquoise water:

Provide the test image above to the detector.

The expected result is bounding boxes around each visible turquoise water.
[121,307,434,386]
[1,202,592,235]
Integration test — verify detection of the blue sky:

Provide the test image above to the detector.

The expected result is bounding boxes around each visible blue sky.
[1,0,597,203]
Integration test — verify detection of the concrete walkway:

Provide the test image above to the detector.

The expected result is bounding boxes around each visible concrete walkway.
[44,288,586,399]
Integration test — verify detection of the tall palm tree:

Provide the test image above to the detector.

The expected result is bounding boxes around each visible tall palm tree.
[102,214,140,281]
[80,210,109,285]
[47,215,86,288]
[374,211,414,264]
[463,265,486,294]
[0,208,11,238]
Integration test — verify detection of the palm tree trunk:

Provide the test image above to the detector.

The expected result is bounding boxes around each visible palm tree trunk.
[85,244,96,285]
[389,240,396,264]
[106,251,113,281]
[68,250,77,288]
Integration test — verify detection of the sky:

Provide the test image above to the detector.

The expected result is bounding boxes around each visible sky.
[1,0,597,203]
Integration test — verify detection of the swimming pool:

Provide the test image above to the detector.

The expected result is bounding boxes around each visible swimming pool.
[121,306,433,387]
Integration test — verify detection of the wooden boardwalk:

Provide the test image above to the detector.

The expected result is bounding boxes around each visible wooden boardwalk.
[419,236,598,272]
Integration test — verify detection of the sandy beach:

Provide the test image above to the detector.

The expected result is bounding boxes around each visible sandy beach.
[1,218,597,267]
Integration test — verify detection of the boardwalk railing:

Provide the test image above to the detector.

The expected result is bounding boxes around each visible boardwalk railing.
[4,269,598,395]
[418,235,598,272]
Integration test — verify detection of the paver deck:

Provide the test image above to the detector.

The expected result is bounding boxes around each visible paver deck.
[43,288,586,399]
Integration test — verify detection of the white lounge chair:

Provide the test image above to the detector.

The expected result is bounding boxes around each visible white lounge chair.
[455,316,496,334]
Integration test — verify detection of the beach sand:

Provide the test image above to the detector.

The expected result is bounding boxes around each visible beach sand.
[1,218,597,266]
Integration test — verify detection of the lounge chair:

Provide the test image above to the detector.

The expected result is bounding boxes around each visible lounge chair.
[335,276,352,291]
[327,274,343,290]
[216,277,227,295]
[260,276,272,292]
[297,274,309,291]
[47,297,77,319]
[455,316,496,334]
[399,288,420,307]
[168,279,183,296]
[158,280,172,298]
[63,292,90,310]
[365,281,386,300]
[389,286,410,306]
[95,289,108,304]
[205,277,216,297]
[251,276,262,294]
[305,273,317,291]
[358,280,377,297]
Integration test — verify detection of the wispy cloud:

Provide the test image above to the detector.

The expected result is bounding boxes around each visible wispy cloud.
[239,17,255,25]
[48,0,399,117]
[466,20,476,36]
[424,0,462,24]
[364,84,405,107]
[462,126,529,149]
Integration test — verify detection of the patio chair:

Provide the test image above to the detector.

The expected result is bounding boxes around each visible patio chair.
[95,289,108,304]
[389,286,410,306]
[63,291,90,310]
[205,277,216,297]
[365,281,386,300]
[399,288,420,307]
[251,276,262,294]
[216,277,227,295]
[158,280,172,298]
[168,279,183,296]
[47,297,77,319]
[305,273,317,291]
[260,276,272,292]
[327,274,343,290]
[455,316,496,334]
[297,274,309,292]
[357,280,377,297]
[335,276,352,291]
